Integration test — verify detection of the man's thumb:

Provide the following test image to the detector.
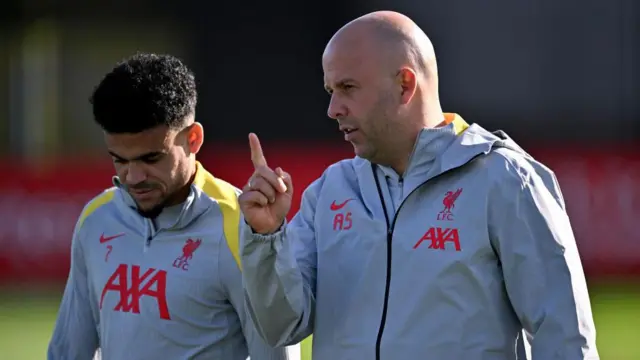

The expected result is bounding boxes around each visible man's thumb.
[276,167,293,195]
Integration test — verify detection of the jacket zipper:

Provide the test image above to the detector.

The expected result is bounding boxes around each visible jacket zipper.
[146,229,168,247]
[371,155,481,360]
[144,219,161,250]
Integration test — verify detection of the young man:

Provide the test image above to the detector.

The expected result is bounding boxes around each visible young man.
[48,53,287,360]
[239,11,599,360]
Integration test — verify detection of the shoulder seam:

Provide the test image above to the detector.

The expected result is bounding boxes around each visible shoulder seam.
[77,188,117,229]
[196,175,242,270]
[491,148,534,188]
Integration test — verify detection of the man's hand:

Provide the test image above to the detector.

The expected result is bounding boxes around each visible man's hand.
[239,133,293,234]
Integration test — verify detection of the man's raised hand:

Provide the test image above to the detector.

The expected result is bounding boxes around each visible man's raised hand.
[239,133,293,234]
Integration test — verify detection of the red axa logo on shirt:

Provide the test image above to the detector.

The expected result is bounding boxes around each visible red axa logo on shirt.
[172,238,202,271]
[413,227,461,251]
[437,188,463,221]
[100,264,171,320]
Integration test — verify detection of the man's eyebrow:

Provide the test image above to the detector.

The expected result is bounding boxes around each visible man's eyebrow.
[108,151,164,161]
[338,78,357,84]
[324,78,357,92]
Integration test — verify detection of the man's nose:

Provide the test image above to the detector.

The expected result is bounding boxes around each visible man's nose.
[327,95,347,120]
[125,163,147,185]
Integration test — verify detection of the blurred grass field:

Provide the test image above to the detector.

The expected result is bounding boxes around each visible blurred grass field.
[1,282,638,359]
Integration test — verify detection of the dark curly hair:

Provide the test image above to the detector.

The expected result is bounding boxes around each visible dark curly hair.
[90,53,197,134]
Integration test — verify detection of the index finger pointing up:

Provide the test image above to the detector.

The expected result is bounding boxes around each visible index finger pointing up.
[249,133,268,168]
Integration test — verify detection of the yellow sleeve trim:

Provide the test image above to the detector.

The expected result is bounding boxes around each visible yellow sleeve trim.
[194,163,312,357]
[77,189,116,228]
[193,162,242,270]
[301,336,313,359]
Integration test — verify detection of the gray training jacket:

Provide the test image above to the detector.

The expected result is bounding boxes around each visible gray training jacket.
[48,162,287,360]
[241,114,599,360]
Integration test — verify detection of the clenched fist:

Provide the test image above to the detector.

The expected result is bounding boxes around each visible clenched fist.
[239,133,293,234]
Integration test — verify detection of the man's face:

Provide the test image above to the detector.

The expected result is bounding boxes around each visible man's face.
[322,42,399,162]
[105,125,193,217]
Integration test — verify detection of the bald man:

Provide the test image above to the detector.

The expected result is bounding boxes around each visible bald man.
[239,11,599,360]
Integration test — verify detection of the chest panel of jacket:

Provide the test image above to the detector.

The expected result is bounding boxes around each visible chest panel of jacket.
[312,160,505,346]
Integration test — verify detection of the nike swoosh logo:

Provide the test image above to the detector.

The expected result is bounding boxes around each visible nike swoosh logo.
[330,199,354,211]
[99,233,125,244]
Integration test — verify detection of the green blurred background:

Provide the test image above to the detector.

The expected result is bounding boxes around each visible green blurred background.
[2,282,639,359]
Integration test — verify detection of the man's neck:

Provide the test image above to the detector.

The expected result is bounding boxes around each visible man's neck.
[410,98,444,128]
[385,110,447,175]
[383,135,416,176]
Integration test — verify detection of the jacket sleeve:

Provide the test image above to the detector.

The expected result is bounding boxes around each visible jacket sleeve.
[219,231,288,360]
[240,175,323,347]
[48,220,100,360]
[488,155,599,359]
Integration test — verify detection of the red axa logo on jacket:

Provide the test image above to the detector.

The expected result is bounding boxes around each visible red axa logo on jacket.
[413,227,461,251]
[99,263,171,320]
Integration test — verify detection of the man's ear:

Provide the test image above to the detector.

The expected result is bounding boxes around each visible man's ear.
[397,67,417,105]
[187,122,204,154]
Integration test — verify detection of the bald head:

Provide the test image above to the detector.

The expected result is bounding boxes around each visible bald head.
[324,11,437,80]
[323,11,444,173]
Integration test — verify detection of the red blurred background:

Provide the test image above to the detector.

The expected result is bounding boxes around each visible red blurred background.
[1,142,639,285]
